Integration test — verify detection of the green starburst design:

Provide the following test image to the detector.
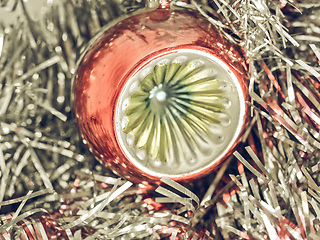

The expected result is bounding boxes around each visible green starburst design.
[122,61,226,163]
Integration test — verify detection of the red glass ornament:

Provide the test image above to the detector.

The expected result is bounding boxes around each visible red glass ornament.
[72,2,249,185]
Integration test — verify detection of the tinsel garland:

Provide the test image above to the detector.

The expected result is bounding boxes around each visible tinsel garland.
[0,0,320,239]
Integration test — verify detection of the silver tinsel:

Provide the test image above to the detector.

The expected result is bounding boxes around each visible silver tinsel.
[1,0,320,239]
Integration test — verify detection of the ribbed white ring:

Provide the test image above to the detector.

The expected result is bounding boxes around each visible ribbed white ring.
[115,49,245,177]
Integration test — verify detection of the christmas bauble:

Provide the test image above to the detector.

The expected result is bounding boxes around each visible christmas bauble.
[72,3,249,185]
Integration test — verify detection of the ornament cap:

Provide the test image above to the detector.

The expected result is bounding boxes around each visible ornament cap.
[145,0,170,9]
[158,0,171,9]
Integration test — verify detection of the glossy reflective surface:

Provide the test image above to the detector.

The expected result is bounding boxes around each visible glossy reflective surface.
[72,8,249,184]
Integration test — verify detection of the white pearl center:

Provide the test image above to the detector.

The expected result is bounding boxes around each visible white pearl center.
[156,90,167,102]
